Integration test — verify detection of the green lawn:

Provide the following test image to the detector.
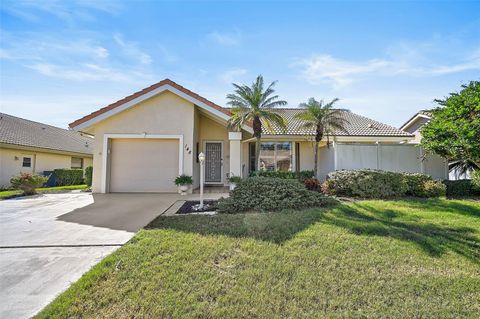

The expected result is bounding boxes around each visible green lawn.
[37,199,480,318]
[0,184,88,199]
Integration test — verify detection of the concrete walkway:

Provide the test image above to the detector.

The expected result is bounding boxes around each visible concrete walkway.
[0,191,226,318]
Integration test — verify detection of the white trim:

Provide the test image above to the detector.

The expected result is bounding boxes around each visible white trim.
[228,131,242,141]
[101,133,184,193]
[399,114,431,131]
[72,84,253,134]
[203,140,224,185]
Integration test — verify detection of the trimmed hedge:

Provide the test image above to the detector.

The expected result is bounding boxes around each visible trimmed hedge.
[217,177,337,213]
[322,169,446,199]
[322,170,408,198]
[443,180,480,197]
[85,166,93,187]
[53,169,84,186]
[249,170,315,182]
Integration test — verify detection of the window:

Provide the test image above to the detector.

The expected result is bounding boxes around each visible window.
[22,157,31,168]
[71,157,83,169]
[258,142,293,171]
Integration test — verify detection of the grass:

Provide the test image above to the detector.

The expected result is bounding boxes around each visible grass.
[0,184,88,199]
[36,199,480,318]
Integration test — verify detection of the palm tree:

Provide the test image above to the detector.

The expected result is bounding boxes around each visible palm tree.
[227,75,287,171]
[295,98,349,178]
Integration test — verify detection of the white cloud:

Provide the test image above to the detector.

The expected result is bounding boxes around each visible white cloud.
[219,68,248,84]
[293,48,480,88]
[94,47,109,58]
[207,30,241,46]
[26,63,151,82]
[2,0,122,23]
[113,33,152,64]
[293,54,390,88]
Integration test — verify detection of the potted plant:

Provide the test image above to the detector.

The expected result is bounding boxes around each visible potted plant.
[174,175,193,195]
[228,175,242,191]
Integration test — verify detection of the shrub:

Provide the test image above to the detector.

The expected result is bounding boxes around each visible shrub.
[472,170,480,191]
[304,178,321,191]
[422,180,447,197]
[228,175,242,183]
[53,169,84,186]
[404,173,432,196]
[84,166,93,187]
[10,173,47,195]
[217,177,337,213]
[174,175,193,185]
[322,169,408,198]
[249,170,315,182]
[443,180,480,197]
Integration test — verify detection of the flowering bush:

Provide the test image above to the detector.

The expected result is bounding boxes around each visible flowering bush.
[304,178,321,191]
[10,173,47,195]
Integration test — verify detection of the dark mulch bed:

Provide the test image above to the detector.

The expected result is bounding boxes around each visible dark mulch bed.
[176,200,218,214]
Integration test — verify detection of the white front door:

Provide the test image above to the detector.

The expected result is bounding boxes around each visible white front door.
[204,142,223,184]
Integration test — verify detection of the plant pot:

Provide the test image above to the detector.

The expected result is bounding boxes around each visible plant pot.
[179,185,189,195]
[229,183,236,191]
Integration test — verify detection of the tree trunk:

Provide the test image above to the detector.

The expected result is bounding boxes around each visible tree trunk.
[315,125,323,179]
[255,137,261,172]
[252,116,262,172]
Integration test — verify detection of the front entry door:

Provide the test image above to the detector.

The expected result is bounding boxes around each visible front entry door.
[205,142,223,183]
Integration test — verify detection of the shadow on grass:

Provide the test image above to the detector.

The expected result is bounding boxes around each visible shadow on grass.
[146,199,480,262]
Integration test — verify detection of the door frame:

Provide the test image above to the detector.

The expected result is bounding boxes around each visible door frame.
[102,133,184,193]
[202,140,224,185]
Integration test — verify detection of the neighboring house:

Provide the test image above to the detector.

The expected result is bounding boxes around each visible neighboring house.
[69,79,448,193]
[0,113,93,188]
[400,110,466,180]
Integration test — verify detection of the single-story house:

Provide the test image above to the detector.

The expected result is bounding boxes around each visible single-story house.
[0,113,93,188]
[69,79,447,193]
[400,110,469,180]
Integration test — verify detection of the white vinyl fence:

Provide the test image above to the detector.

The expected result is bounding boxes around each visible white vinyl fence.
[334,143,448,180]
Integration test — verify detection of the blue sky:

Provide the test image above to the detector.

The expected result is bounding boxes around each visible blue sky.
[1,0,479,129]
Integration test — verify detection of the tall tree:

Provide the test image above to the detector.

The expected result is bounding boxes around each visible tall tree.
[294,98,349,178]
[227,75,287,171]
[421,81,480,173]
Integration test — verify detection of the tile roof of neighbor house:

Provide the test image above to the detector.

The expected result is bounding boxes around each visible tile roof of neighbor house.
[399,109,433,130]
[0,113,93,155]
[260,109,413,137]
[69,78,411,137]
[69,78,231,128]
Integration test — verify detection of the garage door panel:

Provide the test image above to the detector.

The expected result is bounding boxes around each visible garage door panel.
[109,139,179,193]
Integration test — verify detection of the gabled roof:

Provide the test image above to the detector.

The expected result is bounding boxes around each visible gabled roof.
[261,109,413,137]
[0,113,93,155]
[399,110,432,131]
[69,79,231,129]
[69,79,412,138]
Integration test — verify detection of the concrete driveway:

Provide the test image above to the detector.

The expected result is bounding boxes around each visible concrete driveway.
[0,191,201,318]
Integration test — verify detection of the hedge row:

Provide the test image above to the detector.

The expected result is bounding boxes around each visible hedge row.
[249,170,314,182]
[53,169,84,186]
[321,170,446,198]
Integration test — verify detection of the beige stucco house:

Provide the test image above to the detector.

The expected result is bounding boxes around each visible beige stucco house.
[0,113,93,188]
[69,79,447,193]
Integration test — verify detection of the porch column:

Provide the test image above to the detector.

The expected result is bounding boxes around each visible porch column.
[228,132,242,178]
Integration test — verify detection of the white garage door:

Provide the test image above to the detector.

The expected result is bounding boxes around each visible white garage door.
[109,138,179,193]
